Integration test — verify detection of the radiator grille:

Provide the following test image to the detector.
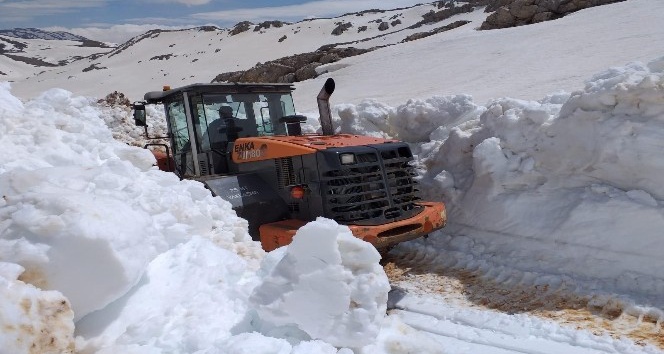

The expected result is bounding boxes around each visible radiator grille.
[322,145,421,225]
[288,202,300,213]
[199,160,209,175]
[275,157,295,189]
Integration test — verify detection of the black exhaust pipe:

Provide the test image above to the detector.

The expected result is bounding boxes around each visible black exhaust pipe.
[279,115,307,136]
[317,78,335,136]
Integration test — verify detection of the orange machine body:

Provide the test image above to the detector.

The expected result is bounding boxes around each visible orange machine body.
[231,134,397,164]
[259,202,446,252]
[138,80,446,252]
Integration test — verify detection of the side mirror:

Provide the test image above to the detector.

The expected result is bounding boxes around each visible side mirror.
[133,102,147,126]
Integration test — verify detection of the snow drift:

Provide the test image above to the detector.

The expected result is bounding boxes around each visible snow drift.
[251,218,390,348]
[338,56,664,314]
[426,57,664,312]
[0,87,256,323]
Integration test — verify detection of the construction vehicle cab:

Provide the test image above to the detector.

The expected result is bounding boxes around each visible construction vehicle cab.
[134,79,446,251]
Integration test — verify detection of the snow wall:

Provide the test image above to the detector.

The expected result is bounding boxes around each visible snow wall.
[336,57,664,313]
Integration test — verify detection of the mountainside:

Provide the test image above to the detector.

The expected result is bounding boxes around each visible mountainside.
[4,0,656,111]
[479,0,625,29]
[292,0,663,112]
[0,27,93,42]
[8,1,473,101]
[0,30,114,83]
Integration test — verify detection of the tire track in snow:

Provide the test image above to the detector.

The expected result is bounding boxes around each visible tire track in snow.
[383,244,664,352]
[388,303,615,354]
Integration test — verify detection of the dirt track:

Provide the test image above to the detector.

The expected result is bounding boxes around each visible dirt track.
[383,253,664,350]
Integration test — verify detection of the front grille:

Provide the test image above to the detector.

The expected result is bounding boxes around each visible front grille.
[275,157,295,189]
[321,144,422,225]
[199,160,209,175]
[288,202,300,213]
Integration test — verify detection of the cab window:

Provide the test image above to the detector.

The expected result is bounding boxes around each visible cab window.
[165,97,195,176]
[166,100,189,153]
[193,92,296,152]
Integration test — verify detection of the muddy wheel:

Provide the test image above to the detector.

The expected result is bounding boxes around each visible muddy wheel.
[378,245,395,262]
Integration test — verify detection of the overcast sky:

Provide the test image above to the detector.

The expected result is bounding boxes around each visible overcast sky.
[0,0,429,43]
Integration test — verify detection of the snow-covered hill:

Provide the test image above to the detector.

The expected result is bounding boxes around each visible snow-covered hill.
[294,0,664,112]
[0,33,114,82]
[5,0,664,116]
[0,28,95,42]
[7,2,482,101]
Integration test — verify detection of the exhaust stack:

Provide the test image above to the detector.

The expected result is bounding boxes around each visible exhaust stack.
[317,78,335,136]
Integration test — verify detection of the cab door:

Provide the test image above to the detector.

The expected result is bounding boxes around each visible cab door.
[164,96,196,177]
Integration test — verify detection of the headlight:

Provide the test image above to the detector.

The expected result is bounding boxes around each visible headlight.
[339,153,356,165]
[290,185,306,199]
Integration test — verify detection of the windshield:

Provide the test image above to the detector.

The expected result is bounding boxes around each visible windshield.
[192,92,296,151]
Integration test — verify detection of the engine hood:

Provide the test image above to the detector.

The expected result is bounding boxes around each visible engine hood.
[231,134,397,163]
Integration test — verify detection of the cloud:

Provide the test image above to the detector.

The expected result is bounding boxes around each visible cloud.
[140,0,211,6]
[190,0,427,23]
[2,0,106,11]
[0,0,107,22]
[180,0,210,4]
[43,23,194,44]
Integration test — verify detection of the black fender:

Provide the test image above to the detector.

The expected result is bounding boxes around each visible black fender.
[204,173,289,240]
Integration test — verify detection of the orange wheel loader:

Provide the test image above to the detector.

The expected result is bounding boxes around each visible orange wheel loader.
[133,79,446,251]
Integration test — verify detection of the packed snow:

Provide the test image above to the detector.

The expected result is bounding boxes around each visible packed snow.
[0,262,75,354]
[251,218,390,349]
[332,55,664,306]
[2,0,664,353]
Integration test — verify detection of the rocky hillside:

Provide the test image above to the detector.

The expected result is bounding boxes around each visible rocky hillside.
[211,0,626,85]
[480,0,626,29]
[8,1,480,99]
[212,1,481,84]
[5,0,634,101]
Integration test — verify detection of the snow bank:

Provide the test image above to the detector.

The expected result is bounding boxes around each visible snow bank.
[338,57,664,312]
[251,218,390,348]
[77,219,392,353]
[97,100,168,148]
[75,236,258,353]
[0,84,255,320]
[0,262,75,354]
[0,82,23,116]
[356,316,445,354]
[432,58,664,309]
[333,95,484,142]
[80,219,390,353]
